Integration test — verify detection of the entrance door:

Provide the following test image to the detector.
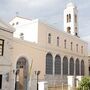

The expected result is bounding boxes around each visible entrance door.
[0,75,2,89]
[19,67,24,90]
[15,57,28,90]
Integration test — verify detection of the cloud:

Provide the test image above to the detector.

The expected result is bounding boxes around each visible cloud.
[78,0,90,9]
[11,0,29,3]
[3,0,64,20]
[0,0,90,38]
[7,0,61,8]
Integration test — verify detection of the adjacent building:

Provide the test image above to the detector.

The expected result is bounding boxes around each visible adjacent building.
[0,19,14,90]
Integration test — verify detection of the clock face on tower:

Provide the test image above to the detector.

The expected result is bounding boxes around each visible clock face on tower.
[0,39,4,56]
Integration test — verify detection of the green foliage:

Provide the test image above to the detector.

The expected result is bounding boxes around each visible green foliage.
[78,76,90,90]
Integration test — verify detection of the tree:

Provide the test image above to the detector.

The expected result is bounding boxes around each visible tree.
[78,76,90,90]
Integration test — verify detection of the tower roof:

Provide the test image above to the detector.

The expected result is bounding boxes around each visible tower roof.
[66,2,77,8]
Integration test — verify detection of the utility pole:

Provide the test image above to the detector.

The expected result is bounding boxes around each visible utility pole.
[35,71,40,90]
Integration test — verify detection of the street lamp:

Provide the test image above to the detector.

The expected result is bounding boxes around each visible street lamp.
[35,70,40,90]
[15,69,19,90]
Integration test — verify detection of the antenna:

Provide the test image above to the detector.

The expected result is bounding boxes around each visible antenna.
[69,0,74,3]
[16,12,19,16]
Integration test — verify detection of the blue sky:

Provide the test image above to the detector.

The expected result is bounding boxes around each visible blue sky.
[0,0,90,37]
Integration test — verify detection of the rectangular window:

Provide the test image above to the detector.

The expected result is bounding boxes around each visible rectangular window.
[0,39,4,56]
[0,75,2,89]
[57,37,59,46]
[64,40,66,49]
[81,46,83,54]
[76,44,78,52]
[48,33,51,44]
[71,42,73,50]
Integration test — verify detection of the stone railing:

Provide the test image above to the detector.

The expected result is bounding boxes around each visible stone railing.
[44,75,68,86]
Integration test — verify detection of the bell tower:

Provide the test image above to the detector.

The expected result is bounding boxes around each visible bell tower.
[64,2,79,37]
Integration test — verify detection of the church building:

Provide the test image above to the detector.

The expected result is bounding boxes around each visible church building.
[0,1,89,90]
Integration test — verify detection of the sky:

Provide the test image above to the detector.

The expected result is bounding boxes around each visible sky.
[0,0,90,37]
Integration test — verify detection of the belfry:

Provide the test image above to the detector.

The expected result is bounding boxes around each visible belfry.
[64,1,79,36]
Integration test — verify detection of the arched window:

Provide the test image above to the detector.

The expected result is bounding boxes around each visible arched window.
[67,14,69,23]
[64,40,67,49]
[57,37,59,46]
[75,59,80,75]
[55,55,61,74]
[63,56,68,75]
[67,27,71,33]
[46,53,53,74]
[69,14,71,22]
[71,42,73,50]
[81,60,85,76]
[17,58,27,68]
[75,14,77,23]
[70,58,74,75]
[67,14,71,23]
[48,33,51,44]
[75,33,78,36]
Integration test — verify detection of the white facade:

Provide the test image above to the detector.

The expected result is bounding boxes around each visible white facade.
[64,2,78,36]
[9,17,38,43]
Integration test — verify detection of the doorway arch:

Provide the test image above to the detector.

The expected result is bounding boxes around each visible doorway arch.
[15,57,29,90]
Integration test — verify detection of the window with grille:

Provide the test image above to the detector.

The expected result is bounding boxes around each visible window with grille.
[46,53,53,74]
[76,59,80,75]
[0,39,4,56]
[70,58,74,75]
[55,55,61,74]
[63,56,68,75]
[81,60,84,76]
